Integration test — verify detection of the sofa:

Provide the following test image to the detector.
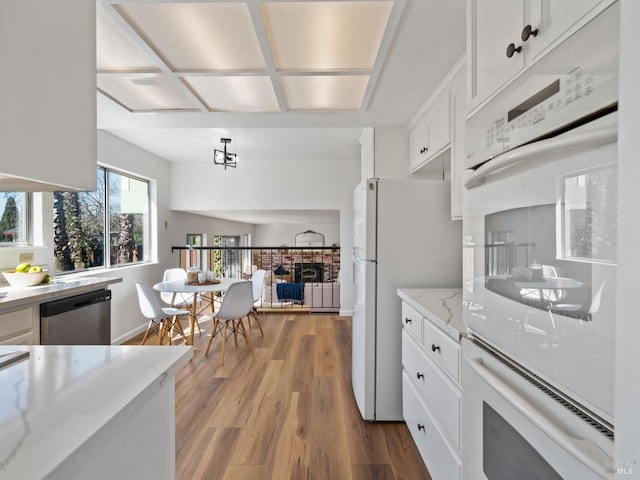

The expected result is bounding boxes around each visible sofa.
[260,282,340,312]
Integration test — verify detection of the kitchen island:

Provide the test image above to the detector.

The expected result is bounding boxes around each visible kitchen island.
[0,344,192,480]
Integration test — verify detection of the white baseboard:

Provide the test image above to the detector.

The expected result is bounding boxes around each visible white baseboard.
[112,323,147,345]
[339,308,353,317]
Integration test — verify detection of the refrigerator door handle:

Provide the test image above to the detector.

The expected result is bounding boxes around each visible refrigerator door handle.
[354,256,376,265]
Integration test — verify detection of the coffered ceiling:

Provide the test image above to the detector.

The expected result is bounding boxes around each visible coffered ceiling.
[96,0,466,222]
[98,1,398,114]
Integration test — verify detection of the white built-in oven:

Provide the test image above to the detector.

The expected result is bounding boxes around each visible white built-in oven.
[462,3,619,478]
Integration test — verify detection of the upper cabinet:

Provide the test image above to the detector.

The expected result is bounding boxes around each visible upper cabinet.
[409,90,451,173]
[0,1,97,191]
[450,69,466,221]
[467,0,616,113]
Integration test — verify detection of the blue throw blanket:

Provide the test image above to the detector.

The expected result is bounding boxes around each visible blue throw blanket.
[276,283,304,303]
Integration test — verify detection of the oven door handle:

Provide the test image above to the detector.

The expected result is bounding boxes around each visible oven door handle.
[464,125,617,189]
[464,351,612,477]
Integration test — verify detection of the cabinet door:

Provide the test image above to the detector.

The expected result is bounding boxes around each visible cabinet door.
[468,0,526,111]
[0,1,97,190]
[409,115,428,172]
[426,90,451,160]
[527,0,614,62]
[0,331,33,345]
[450,71,466,221]
[0,308,34,345]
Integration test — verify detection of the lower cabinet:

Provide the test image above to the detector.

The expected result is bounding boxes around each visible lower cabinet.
[0,308,34,345]
[403,372,460,480]
[401,302,462,480]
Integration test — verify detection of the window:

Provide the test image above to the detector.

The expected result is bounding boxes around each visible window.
[54,167,150,273]
[213,235,241,278]
[561,165,617,263]
[0,192,28,245]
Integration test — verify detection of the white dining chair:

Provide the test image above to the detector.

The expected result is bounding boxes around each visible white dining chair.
[135,282,189,346]
[161,268,201,335]
[204,281,255,365]
[246,269,267,336]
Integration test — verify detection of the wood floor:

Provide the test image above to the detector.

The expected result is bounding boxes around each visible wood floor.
[129,312,431,480]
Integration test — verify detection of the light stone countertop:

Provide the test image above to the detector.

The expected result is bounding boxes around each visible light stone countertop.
[0,345,192,479]
[397,288,465,341]
[0,276,122,312]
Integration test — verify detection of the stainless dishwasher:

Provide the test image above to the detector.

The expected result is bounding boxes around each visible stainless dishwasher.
[40,289,111,345]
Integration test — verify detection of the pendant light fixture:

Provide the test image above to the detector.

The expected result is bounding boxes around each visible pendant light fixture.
[213,138,237,169]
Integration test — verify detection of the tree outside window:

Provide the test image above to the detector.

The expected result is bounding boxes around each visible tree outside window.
[0,193,28,244]
[54,168,149,273]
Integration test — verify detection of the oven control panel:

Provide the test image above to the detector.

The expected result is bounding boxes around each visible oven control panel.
[466,3,618,170]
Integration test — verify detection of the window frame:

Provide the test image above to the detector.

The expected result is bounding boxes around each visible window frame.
[0,192,30,246]
[54,166,151,274]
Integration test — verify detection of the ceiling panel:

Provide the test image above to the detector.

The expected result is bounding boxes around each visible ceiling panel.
[183,76,279,112]
[261,1,393,71]
[280,75,369,110]
[114,3,266,71]
[97,6,159,72]
[97,76,199,111]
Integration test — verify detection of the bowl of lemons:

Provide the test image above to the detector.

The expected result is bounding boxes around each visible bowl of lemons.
[2,263,50,287]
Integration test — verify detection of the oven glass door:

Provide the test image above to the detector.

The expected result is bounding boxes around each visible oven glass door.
[463,114,617,424]
[462,340,614,480]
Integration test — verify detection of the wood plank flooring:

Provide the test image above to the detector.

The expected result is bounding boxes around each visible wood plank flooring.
[128,312,431,480]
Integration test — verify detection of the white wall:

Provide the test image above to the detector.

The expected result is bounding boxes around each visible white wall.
[253,223,340,247]
[94,131,178,343]
[169,211,255,246]
[170,156,360,315]
[615,0,640,473]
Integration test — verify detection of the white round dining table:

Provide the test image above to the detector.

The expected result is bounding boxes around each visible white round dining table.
[153,278,244,345]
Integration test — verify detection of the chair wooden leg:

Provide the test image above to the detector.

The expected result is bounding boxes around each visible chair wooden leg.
[220,322,229,365]
[250,309,264,337]
[141,320,154,345]
[233,320,239,348]
[168,316,178,346]
[158,320,166,345]
[238,318,255,355]
[174,316,188,344]
[205,324,216,356]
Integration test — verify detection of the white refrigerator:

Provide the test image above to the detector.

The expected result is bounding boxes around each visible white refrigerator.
[352,178,462,421]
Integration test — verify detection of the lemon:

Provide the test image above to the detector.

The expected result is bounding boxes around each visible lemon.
[15,262,31,273]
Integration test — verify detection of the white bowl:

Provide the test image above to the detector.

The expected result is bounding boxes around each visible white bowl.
[2,270,48,287]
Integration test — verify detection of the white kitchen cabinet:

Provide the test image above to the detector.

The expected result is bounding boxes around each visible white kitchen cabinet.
[527,0,614,62]
[450,68,466,221]
[400,296,462,480]
[0,308,34,345]
[467,0,525,112]
[0,1,97,191]
[409,90,451,173]
[467,0,615,113]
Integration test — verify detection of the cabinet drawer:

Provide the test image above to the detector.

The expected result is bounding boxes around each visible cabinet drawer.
[423,318,460,383]
[402,331,460,450]
[401,302,422,343]
[402,372,460,480]
[0,330,33,345]
[0,308,33,341]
